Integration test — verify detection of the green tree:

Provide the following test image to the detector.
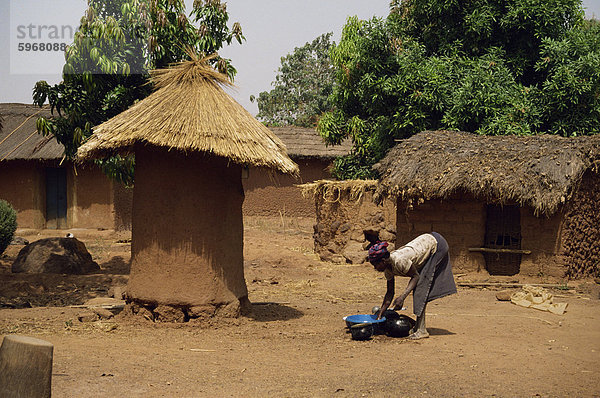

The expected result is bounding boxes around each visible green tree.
[253,33,335,127]
[0,200,17,256]
[33,0,243,185]
[319,0,597,179]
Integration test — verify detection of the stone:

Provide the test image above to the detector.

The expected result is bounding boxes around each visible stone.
[188,304,216,319]
[330,254,346,264]
[343,242,368,264]
[11,238,99,274]
[379,230,396,242]
[154,305,186,323]
[495,291,513,301]
[77,311,99,323]
[339,223,352,233]
[91,308,114,320]
[9,237,29,245]
[350,229,365,241]
[108,286,126,299]
[216,300,241,318]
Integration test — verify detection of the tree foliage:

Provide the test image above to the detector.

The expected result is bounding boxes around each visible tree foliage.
[253,33,335,127]
[0,200,17,256]
[32,0,243,185]
[319,0,598,179]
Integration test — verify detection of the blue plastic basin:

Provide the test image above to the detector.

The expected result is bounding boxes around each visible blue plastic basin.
[344,314,386,328]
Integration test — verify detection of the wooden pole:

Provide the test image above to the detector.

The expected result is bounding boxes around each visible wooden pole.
[0,335,53,398]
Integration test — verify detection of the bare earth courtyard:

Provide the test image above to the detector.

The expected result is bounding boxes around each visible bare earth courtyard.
[1,216,599,397]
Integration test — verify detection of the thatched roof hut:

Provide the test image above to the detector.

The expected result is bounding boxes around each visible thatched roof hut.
[374,130,600,217]
[76,55,299,319]
[0,104,59,161]
[78,55,298,176]
[269,126,352,160]
[373,130,600,278]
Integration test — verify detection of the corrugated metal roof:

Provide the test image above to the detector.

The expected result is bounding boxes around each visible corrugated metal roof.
[269,126,352,159]
[0,103,63,161]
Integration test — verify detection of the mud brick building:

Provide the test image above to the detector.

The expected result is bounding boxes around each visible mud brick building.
[0,103,132,231]
[375,130,600,278]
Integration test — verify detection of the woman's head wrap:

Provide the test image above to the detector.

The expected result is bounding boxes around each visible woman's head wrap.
[368,241,389,264]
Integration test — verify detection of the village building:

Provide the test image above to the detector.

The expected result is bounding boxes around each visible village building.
[374,130,600,278]
[77,55,298,319]
[243,126,351,217]
[0,103,131,231]
[1,104,346,231]
[308,130,600,279]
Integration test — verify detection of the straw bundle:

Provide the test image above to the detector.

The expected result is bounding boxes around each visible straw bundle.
[77,54,299,176]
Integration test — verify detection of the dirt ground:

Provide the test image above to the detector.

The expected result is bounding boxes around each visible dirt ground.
[1,216,599,397]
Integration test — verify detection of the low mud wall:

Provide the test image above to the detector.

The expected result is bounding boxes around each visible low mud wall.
[304,180,396,264]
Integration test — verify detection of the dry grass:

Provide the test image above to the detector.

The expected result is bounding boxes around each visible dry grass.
[299,179,379,204]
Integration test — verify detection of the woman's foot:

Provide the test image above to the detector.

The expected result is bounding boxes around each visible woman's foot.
[408,329,429,340]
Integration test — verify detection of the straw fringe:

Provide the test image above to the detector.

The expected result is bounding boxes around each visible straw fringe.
[77,55,298,176]
[300,179,379,203]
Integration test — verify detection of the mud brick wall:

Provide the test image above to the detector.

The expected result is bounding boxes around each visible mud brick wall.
[395,195,486,273]
[560,172,600,278]
[313,190,396,264]
[520,208,565,277]
[396,194,569,277]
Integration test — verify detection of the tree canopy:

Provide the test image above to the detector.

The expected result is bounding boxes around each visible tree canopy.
[33,0,243,185]
[253,33,335,127]
[318,0,599,179]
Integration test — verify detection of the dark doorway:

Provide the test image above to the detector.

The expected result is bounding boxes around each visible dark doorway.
[484,205,521,275]
[46,167,67,229]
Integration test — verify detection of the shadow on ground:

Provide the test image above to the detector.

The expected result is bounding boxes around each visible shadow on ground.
[99,256,130,274]
[428,327,455,336]
[247,303,303,322]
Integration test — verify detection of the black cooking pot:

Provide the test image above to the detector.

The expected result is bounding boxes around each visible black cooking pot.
[350,323,374,341]
[384,314,415,338]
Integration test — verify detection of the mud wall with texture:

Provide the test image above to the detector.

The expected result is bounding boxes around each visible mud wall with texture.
[128,145,247,310]
[243,159,331,218]
[395,195,486,273]
[69,164,114,230]
[0,160,45,229]
[560,171,600,278]
[519,208,564,277]
[313,189,396,264]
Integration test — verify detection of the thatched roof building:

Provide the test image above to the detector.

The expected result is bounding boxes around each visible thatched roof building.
[0,103,133,230]
[0,104,59,161]
[76,55,300,318]
[242,127,352,217]
[372,130,600,278]
[374,130,600,217]
[78,55,298,176]
[269,126,352,160]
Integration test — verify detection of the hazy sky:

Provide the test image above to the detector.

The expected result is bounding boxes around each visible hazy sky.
[1,0,599,115]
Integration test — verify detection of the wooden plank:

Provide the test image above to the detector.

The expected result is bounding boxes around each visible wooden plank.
[457,282,571,289]
[468,247,532,254]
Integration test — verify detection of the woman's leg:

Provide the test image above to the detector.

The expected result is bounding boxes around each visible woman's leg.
[409,302,429,340]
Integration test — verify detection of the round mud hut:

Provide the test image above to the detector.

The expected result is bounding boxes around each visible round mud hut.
[77,55,298,320]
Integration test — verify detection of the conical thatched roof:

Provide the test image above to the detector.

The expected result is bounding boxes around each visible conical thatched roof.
[77,55,298,176]
[374,130,600,216]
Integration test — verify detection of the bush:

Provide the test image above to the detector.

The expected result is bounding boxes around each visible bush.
[0,200,17,255]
